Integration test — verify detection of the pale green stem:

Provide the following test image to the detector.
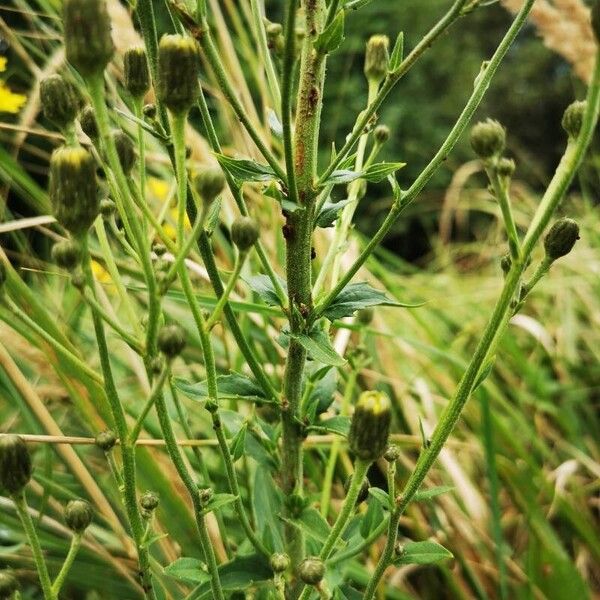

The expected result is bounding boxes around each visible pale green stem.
[519,256,552,302]
[205,250,246,330]
[297,459,371,600]
[250,0,282,114]
[13,492,55,600]
[129,366,170,443]
[486,164,520,259]
[133,98,148,233]
[51,533,82,596]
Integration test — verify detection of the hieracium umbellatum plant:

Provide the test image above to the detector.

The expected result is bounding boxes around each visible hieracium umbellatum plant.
[1,0,599,598]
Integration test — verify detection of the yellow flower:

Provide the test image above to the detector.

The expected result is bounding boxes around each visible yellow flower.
[0,57,27,114]
[91,260,112,285]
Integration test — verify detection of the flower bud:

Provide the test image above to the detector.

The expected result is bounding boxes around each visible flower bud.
[64,498,93,533]
[123,46,150,99]
[140,491,159,518]
[157,324,186,358]
[561,101,586,138]
[40,75,78,129]
[384,444,400,462]
[114,131,136,175]
[374,124,390,145]
[71,270,86,290]
[79,106,98,140]
[63,0,115,77]
[543,218,580,262]
[99,198,116,218]
[270,553,290,574]
[143,103,157,120]
[357,307,374,325]
[95,429,117,451]
[496,157,515,179]
[298,557,325,586]
[198,487,214,505]
[344,474,370,505]
[193,167,226,204]
[349,391,392,462]
[49,146,99,236]
[470,119,505,160]
[51,239,82,270]
[266,22,285,54]
[157,34,200,114]
[364,35,389,85]
[0,435,32,495]
[231,216,259,251]
[500,253,511,275]
[0,570,18,598]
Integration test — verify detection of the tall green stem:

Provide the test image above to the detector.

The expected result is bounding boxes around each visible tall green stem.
[13,493,54,600]
[51,533,82,597]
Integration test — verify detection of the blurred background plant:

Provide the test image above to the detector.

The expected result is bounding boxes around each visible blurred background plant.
[0,0,598,599]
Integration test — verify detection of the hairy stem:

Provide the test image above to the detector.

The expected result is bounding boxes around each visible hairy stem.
[51,532,82,597]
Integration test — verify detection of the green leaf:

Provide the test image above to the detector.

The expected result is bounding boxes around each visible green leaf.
[281,507,337,546]
[253,466,285,552]
[414,486,454,502]
[164,557,210,584]
[315,10,345,54]
[215,154,277,182]
[362,161,406,183]
[473,355,496,391]
[174,373,272,404]
[229,423,247,462]
[244,274,287,307]
[204,197,222,235]
[316,198,353,228]
[292,329,345,366]
[389,32,404,72]
[267,109,283,138]
[200,493,238,517]
[368,487,393,510]
[327,169,362,184]
[360,497,384,538]
[323,282,423,321]
[308,416,351,437]
[186,554,272,599]
[394,541,453,565]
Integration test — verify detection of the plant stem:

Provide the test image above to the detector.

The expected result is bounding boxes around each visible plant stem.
[80,241,156,600]
[312,0,535,321]
[129,366,170,443]
[205,250,245,330]
[281,0,327,572]
[486,165,520,259]
[362,35,600,599]
[13,492,55,600]
[51,533,82,597]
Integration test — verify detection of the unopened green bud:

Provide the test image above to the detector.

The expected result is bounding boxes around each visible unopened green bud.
[500,253,511,275]
[152,243,167,257]
[64,498,93,532]
[349,391,392,462]
[357,307,374,325]
[266,22,285,54]
[49,146,99,235]
[63,0,114,77]
[114,131,136,175]
[496,157,515,179]
[123,46,150,99]
[561,101,586,138]
[470,119,505,160]
[374,124,390,145]
[298,557,325,586]
[231,216,259,251]
[364,35,389,85]
[344,474,370,505]
[544,218,580,262]
[384,444,400,462]
[0,435,32,495]
[51,239,82,270]
[0,570,18,599]
[71,270,86,290]
[95,429,117,451]
[198,487,214,505]
[157,34,200,114]
[99,198,116,218]
[40,75,78,128]
[79,106,98,140]
[194,167,226,204]
[143,103,157,119]
[157,324,186,358]
[269,553,290,574]
[140,491,159,513]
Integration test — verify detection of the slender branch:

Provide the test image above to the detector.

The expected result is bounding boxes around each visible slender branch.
[486,165,520,259]
[205,250,246,330]
[51,533,82,597]
[129,367,170,443]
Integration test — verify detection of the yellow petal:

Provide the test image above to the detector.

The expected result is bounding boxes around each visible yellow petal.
[0,82,27,114]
